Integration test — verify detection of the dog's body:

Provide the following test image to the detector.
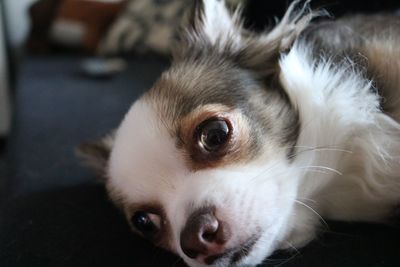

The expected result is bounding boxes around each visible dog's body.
[280,12,400,246]
[281,12,400,243]
[79,1,400,266]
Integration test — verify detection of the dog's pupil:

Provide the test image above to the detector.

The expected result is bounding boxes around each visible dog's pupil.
[132,211,155,234]
[200,120,229,151]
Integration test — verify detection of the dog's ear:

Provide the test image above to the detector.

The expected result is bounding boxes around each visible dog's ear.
[76,133,115,181]
[178,0,244,52]
[236,0,323,77]
[179,0,322,77]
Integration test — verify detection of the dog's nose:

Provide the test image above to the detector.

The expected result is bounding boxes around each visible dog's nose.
[180,207,231,260]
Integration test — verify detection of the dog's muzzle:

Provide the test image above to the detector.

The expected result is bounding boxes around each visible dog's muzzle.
[180,206,232,264]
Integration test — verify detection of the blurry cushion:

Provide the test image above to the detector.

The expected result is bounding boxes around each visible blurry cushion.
[49,0,127,52]
[98,0,246,56]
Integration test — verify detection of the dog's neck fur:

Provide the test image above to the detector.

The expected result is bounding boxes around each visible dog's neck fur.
[277,43,400,246]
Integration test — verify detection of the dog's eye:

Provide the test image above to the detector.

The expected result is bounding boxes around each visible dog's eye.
[131,211,161,237]
[197,118,230,152]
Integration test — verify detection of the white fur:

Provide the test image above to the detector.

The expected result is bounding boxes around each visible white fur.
[189,0,243,51]
[279,44,400,245]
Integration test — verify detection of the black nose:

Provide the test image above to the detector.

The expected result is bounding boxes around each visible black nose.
[180,207,231,260]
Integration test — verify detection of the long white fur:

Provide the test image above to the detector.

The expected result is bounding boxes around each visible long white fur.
[279,44,400,245]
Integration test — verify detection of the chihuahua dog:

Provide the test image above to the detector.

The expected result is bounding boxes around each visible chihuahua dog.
[78,0,400,266]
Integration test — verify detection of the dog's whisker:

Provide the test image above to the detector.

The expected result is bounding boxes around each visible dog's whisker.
[287,145,353,160]
[299,165,343,176]
[302,169,331,175]
[273,251,301,267]
[296,197,317,203]
[214,144,349,185]
[249,162,342,186]
[171,257,183,267]
[282,240,300,254]
[294,200,329,229]
[270,241,302,267]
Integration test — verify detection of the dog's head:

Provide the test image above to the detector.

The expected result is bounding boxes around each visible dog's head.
[79,1,316,266]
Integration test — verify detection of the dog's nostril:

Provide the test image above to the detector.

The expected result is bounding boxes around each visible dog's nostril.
[180,207,231,260]
[202,230,217,242]
[200,218,219,242]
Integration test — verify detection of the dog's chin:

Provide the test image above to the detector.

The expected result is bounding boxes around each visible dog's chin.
[182,233,275,267]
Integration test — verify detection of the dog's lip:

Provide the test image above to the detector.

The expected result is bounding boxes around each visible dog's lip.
[203,235,260,265]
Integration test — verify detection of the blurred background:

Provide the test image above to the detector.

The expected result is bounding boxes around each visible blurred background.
[0,0,400,266]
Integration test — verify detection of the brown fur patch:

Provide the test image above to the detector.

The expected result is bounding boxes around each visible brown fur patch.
[75,134,114,179]
[302,14,400,122]
[362,40,400,121]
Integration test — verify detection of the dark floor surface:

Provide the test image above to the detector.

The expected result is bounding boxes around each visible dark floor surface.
[0,146,6,201]
[0,55,400,267]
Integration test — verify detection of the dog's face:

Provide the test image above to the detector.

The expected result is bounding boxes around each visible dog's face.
[79,1,314,266]
[108,61,300,266]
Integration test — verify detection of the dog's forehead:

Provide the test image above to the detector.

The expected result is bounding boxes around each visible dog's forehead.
[108,99,187,203]
[145,56,262,123]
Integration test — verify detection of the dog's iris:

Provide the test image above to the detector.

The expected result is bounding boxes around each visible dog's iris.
[198,119,230,152]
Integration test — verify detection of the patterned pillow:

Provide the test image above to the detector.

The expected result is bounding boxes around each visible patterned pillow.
[98,0,246,56]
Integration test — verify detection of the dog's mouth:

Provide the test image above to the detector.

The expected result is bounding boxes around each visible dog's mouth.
[202,235,260,266]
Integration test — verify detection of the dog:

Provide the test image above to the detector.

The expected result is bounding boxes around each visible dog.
[77,0,400,266]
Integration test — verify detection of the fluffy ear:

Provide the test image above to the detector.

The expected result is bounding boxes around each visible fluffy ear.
[179,0,322,76]
[182,0,243,51]
[75,133,115,180]
[237,0,322,76]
